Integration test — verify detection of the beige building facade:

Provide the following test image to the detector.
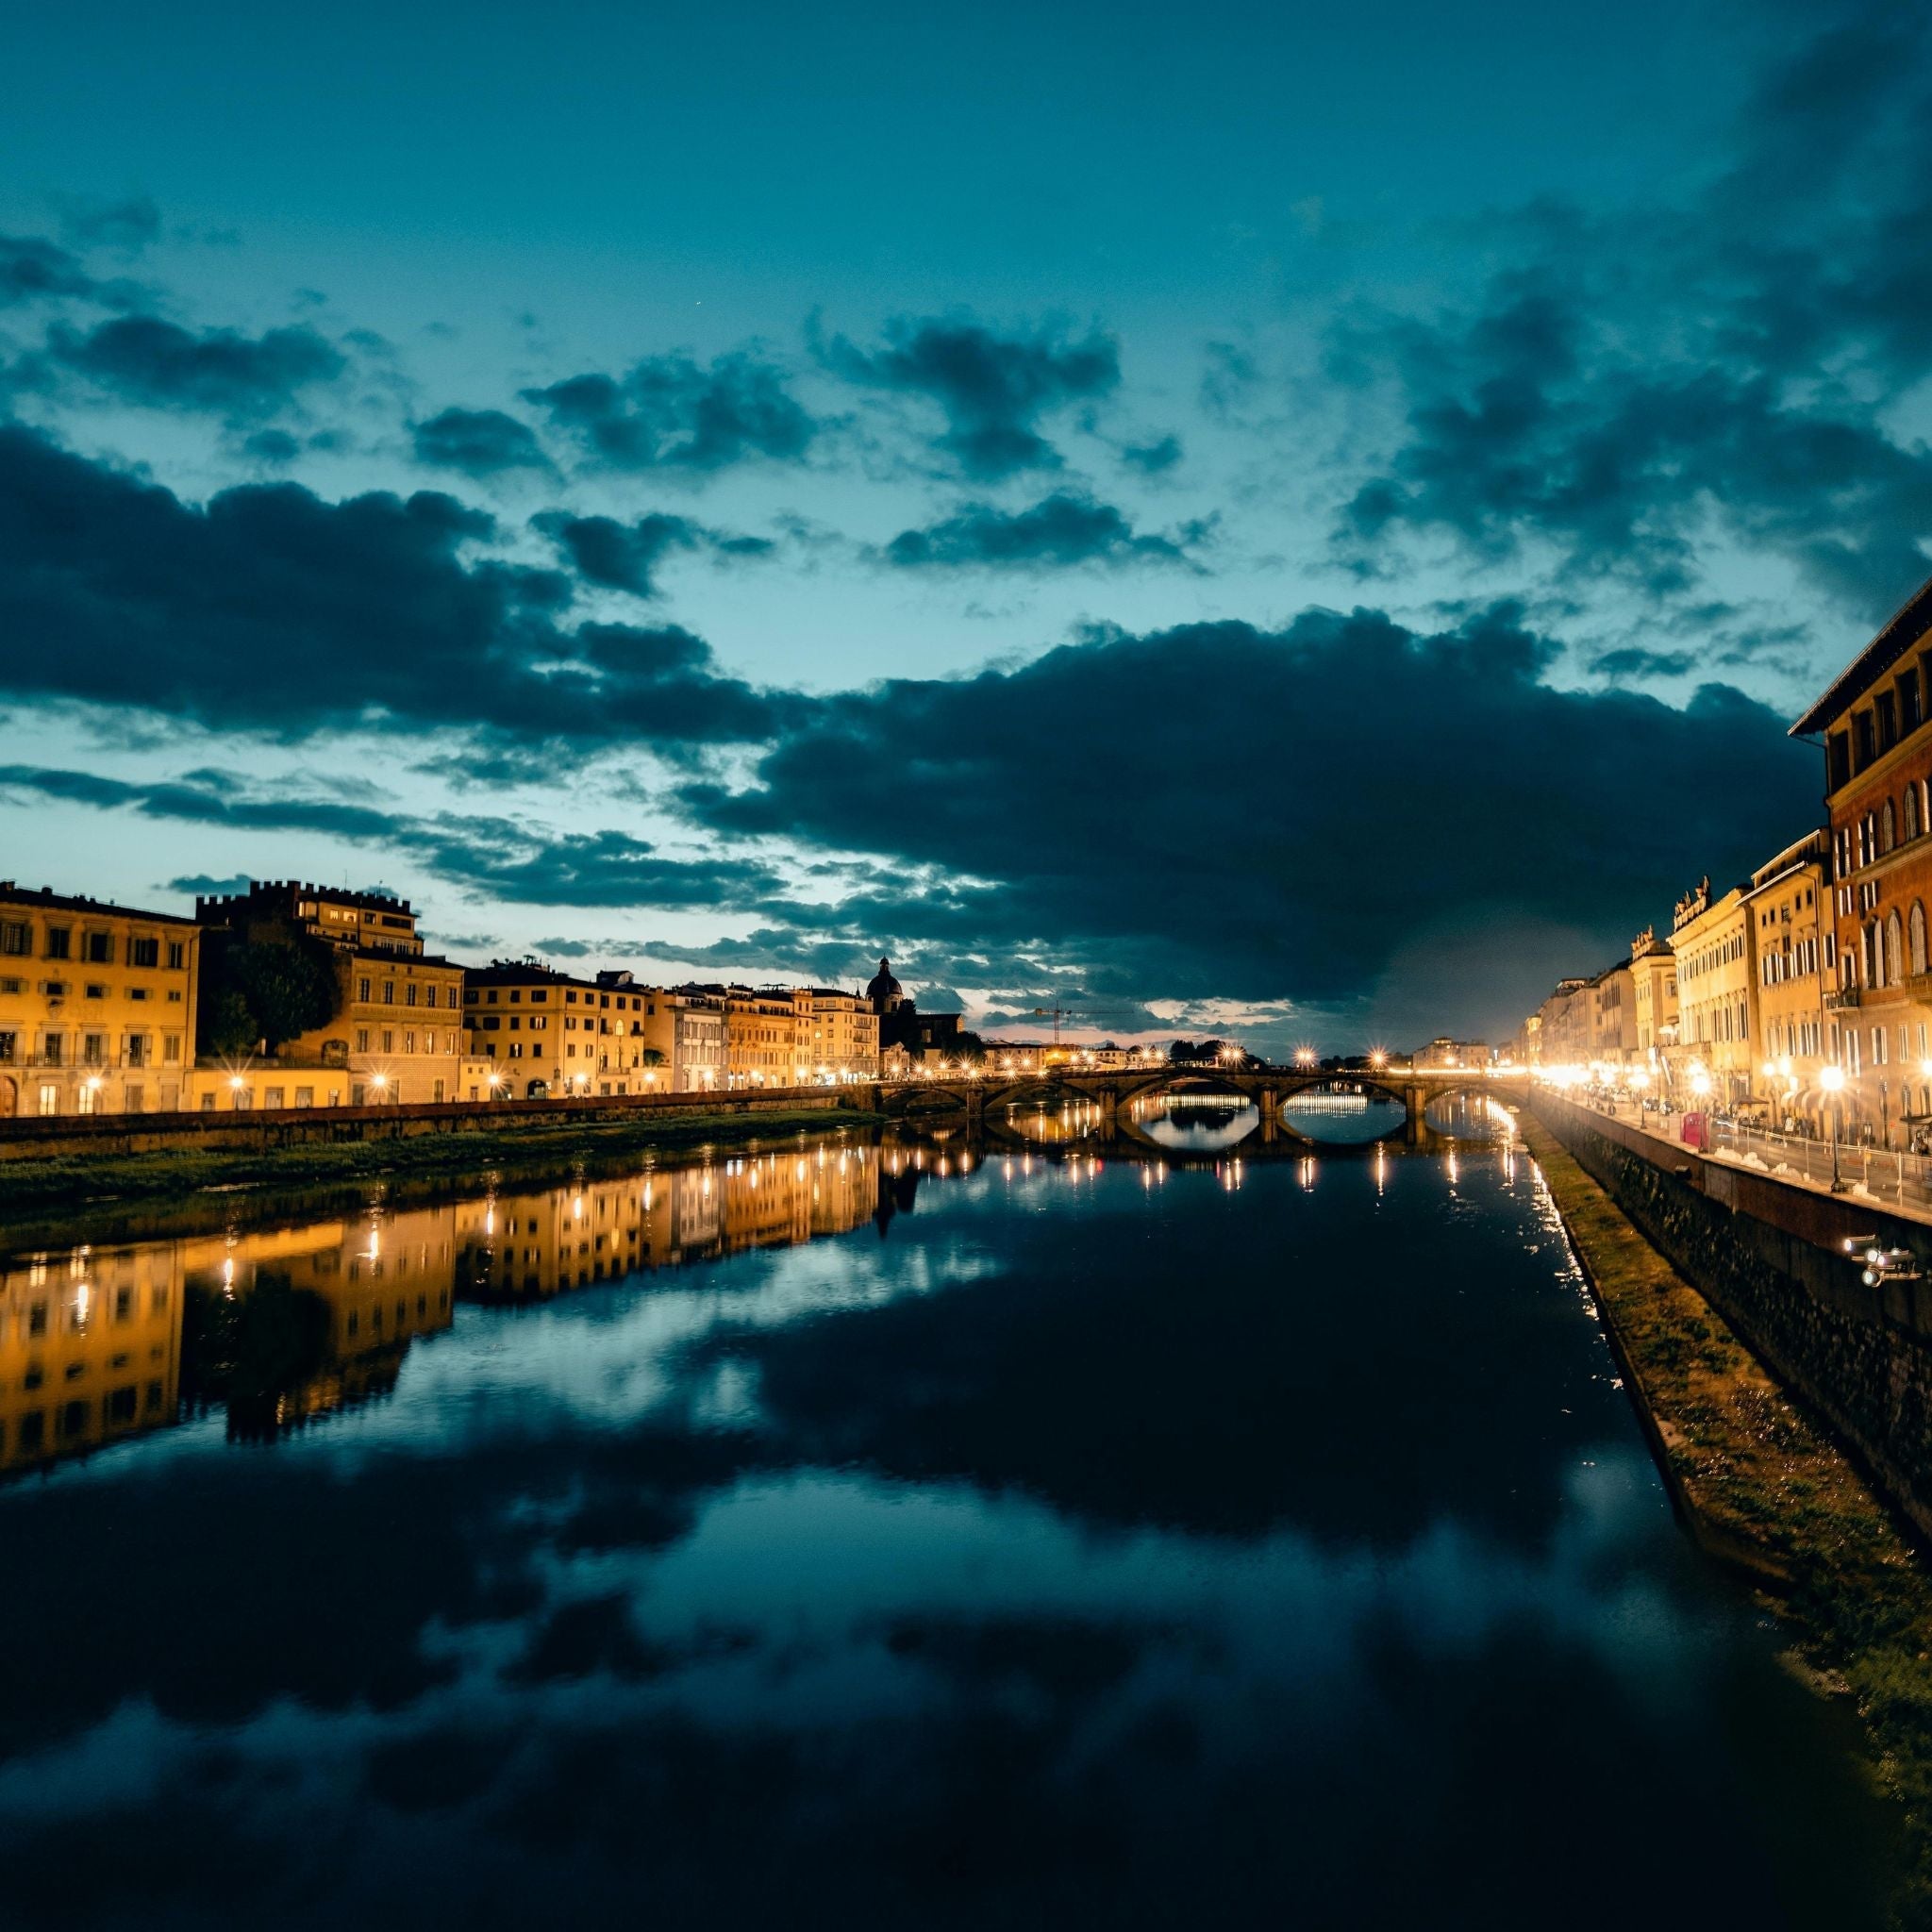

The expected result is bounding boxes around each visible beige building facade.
[0,885,199,1118]
[463,961,656,1097]
[195,882,464,1106]
[1670,878,1758,1105]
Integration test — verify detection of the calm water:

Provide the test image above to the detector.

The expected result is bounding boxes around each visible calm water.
[0,1114,1898,1929]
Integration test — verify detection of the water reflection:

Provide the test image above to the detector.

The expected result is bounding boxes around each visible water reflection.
[0,1129,1898,1929]
[1130,1090,1260,1153]
[1279,1082,1406,1144]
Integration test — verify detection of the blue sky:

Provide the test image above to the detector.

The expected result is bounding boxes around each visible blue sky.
[0,0,1924,1050]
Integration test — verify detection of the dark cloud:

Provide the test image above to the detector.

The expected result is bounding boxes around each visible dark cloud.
[0,424,784,748]
[1121,434,1182,475]
[1593,645,1695,680]
[671,604,1816,1041]
[42,314,345,420]
[242,428,301,465]
[57,194,162,254]
[1334,16,1932,622]
[534,511,774,598]
[412,406,552,476]
[522,350,816,473]
[0,231,102,307]
[883,493,1208,572]
[4,765,787,913]
[823,316,1119,479]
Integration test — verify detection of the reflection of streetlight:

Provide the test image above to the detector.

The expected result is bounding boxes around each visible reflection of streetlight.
[1821,1064,1846,1191]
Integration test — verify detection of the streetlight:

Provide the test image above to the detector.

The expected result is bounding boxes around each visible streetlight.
[1821,1064,1846,1191]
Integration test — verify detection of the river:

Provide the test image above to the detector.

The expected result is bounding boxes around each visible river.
[0,1108,1898,1928]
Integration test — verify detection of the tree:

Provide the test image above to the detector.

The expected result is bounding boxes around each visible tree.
[953,1030,987,1062]
[197,926,342,1056]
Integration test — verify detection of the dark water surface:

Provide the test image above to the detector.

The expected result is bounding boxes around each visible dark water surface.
[0,1125,1898,1929]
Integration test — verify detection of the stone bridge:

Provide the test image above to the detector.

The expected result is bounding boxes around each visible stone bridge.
[865,1066,1528,1151]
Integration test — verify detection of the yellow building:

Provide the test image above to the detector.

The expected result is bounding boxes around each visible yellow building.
[0,1237,182,1473]
[462,960,656,1097]
[0,884,199,1118]
[791,988,880,1081]
[1743,832,1833,1130]
[1628,929,1678,1070]
[631,987,725,1092]
[1670,877,1758,1106]
[195,881,464,1106]
[717,986,800,1088]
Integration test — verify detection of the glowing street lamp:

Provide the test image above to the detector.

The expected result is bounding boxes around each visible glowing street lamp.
[1821,1063,1846,1191]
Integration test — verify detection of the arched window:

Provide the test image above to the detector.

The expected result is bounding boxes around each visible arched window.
[1885,801,1897,852]
[1914,902,1928,977]
[1887,908,1904,987]
[1908,788,1922,841]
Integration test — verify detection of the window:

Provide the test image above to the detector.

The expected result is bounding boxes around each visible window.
[0,919,28,956]
[81,1033,105,1065]
[42,1033,63,1066]
[358,976,372,1002]
[0,1032,13,1063]
[1915,903,1929,978]
[84,983,107,1000]
[407,983,418,1007]
[355,1027,371,1053]
[382,981,395,1005]
[1909,788,1923,842]
[44,924,71,958]
[128,936,159,968]
[163,1033,181,1064]
[38,1084,57,1116]
[126,1034,147,1068]
[1888,910,1904,988]
[1885,801,1897,853]
[84,931,113,964]
[166,940,184,970]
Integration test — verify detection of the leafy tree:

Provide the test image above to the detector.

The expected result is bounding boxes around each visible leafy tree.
[953,1030,987,1062]
[204,987,258,1058]
[199,927,341,1055]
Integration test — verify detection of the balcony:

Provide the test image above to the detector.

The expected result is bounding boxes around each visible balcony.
[1824,988,1862,1010]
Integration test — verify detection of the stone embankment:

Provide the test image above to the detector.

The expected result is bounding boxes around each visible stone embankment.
[1525,1100,1932,1921]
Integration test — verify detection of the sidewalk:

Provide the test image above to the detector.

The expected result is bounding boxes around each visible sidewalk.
[1566,1095,1932,1227]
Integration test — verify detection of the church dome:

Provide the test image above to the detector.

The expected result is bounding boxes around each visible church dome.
[866,956,905,1006]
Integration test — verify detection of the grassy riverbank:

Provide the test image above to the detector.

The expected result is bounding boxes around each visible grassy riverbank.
[0,1107,888,1229]
[1521,1114,1932,1924]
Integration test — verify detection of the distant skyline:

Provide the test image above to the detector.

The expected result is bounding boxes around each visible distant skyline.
[2,0,1927,1050]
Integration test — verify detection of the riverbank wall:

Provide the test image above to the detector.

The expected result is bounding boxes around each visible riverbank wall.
[0,1082,878,1167]
[1532,1090,1932,1543]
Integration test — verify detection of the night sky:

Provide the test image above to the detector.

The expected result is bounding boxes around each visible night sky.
[2,0,1926,1052]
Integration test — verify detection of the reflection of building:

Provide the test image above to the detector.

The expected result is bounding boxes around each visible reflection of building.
[1792,576,1932,1140]
[179,1202,458,1426]
[0,1239,183,1472]
[462,959,656,1098]
[0,883,200,1118]
[453,1145,880,1299]
[194,881,463,1107]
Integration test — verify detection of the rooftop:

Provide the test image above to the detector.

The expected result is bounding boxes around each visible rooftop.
[1790,568,1932,738]
[0,881,199,927]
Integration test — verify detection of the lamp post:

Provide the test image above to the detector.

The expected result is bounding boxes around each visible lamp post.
[1821,1063,1846,1191]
